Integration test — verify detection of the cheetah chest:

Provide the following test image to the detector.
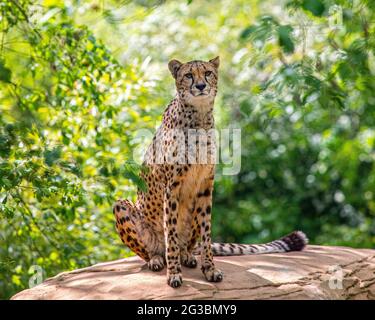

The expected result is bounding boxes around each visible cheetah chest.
[177,164,213,245]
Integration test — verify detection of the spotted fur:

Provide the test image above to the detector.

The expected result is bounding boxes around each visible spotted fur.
[113,57,307,288]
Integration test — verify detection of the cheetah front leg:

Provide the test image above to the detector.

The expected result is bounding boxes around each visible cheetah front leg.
[164,181,183,288]
[195,174,223,282]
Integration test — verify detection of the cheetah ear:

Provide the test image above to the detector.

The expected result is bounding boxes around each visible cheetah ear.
[168,59,183,79]
[209,56,220,69]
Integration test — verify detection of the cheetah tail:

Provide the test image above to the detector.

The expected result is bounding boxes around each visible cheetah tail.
[210,231,308,256]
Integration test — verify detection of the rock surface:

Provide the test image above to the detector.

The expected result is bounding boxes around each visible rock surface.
[11,245,375,300]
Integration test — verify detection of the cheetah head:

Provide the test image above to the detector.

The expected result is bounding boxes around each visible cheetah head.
[168,57,220,108]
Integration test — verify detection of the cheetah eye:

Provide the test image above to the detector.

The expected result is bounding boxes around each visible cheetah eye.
[185,73,193,79]
[205,71,212,77]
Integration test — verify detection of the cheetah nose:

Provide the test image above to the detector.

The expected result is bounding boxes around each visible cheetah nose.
[195,83,206,91]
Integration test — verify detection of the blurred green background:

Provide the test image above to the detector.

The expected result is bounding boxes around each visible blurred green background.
[1,0,375,299]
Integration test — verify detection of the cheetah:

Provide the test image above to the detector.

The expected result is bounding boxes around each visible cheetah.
[113,57,308,288]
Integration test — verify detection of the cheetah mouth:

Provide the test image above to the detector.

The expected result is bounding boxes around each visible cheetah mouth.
[191,91,209,97]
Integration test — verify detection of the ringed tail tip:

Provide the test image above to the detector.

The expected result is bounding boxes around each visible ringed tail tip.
[281,230,308,251]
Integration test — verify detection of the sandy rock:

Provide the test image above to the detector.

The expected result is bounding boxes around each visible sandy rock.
[11,245,375,300]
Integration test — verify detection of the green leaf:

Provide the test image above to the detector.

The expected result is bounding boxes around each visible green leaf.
[240,26,257,39]
[278,25,295,54]
[44,147,62,166]
[0,60,11,83]
[2,206,14,218]
[240,16,278,42]
[302,0,325,17]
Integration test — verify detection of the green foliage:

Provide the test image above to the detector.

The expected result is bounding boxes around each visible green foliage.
[241,16,295,54]
[277,25,295,54]
[1,0,375,299]
[302,0,326,16]
[0,60,11,83]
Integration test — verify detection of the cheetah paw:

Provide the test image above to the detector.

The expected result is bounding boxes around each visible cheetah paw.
[167,273,183,288]
[148,255,165,272]
[181,254,197,268]
[202,267,223,282]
